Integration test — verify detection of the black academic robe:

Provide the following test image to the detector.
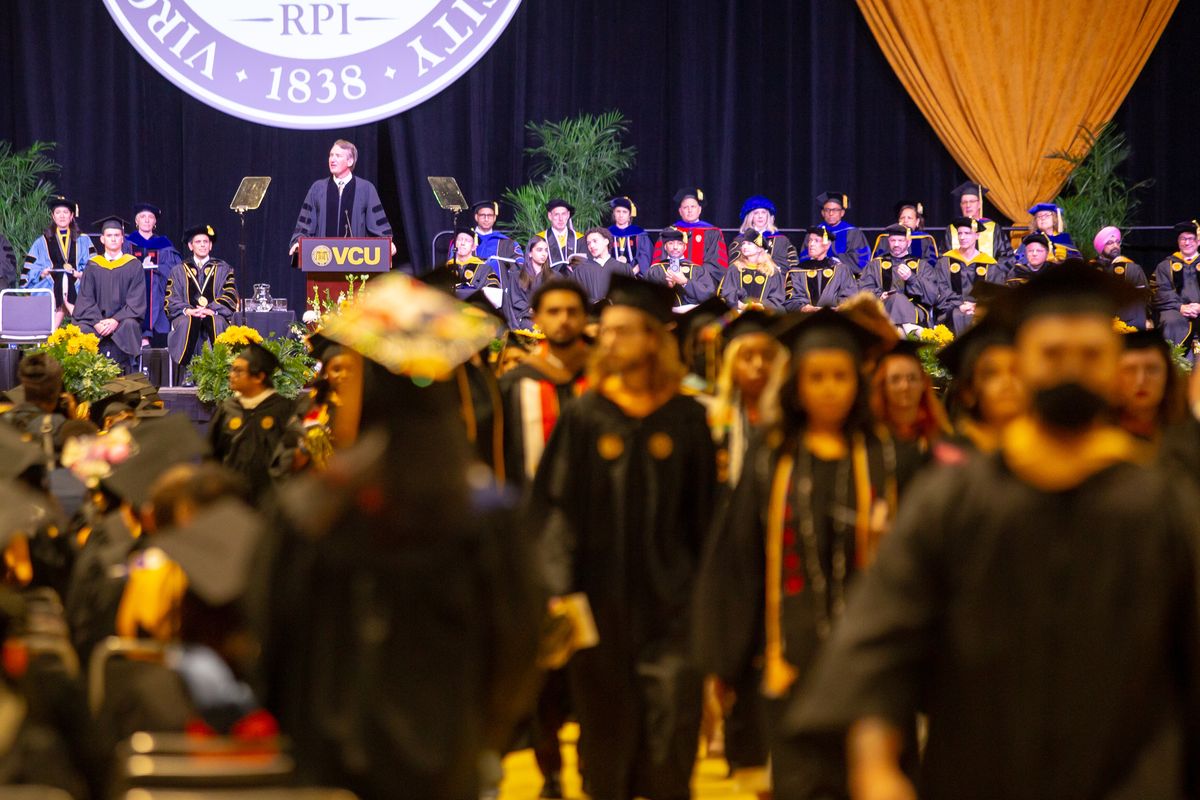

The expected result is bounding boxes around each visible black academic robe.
[718,261,787,311]
[729,232,799,271]
[208,392,296,497]
[499,356,587,488]
[445,255,499,298]
[289,175,393,250]
[529,391,717,800]
[1153,252,1200,346]
[165,258,238,365]
[787,451,1200,800]
[0,233,16,289]
[930,250,1006,334]
[643,258,718,306]
[1096,256,1150,330]
[858,253,939,326]
[73,254,148,360]
[125,232,182,335]
[538,227,584,271]
[566,256,634,304]
[783,257,857,311]
[456,360,505,481]
[506,265,556,332]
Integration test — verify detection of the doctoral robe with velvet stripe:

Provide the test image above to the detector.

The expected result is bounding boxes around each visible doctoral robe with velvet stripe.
[289,175,393,251]
[125,232,182,335]
[718,262,787,311]
[782,256,857,311]
[164,258,238,365]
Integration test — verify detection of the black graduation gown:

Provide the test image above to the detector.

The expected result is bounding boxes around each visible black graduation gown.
[529,391,716,800]
[73,254,148,360]
[787,453,1200,800]
[1096,256,1150,330]
[783,257,857,311]
[567,257,635,304]
[498,358,586,488]
[208,392,296,497]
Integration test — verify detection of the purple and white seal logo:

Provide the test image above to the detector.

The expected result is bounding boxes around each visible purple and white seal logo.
[102,0,523,129]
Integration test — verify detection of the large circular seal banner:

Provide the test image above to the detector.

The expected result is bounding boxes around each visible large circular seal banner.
[103,0,524,129]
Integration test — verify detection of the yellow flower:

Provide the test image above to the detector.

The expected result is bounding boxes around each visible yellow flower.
[1112,317,1136,334]
[66,340,81,355]
[79,333,100,353]
[932,325,955,346]
[215,325,263,346]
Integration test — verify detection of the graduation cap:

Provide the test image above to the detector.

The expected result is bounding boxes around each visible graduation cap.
[772,308,880,361]
[47,195,78,216]
[1021,232,1052,249]
[659,227,685,244]
[950,182,988,201]
[93,215,129,233]
[0,481,58,550]
[806,225,835,244]
[237,342,280,379]
[421,265,459,295]
[0,423,49,481]
[675,296,729,336]
[153,498,263,606]
[182,224,217,243]
[132,202,163,218]
[937,316,1013,380]
[894,200,924,218]
[1122,328,1171,353]
[470,199,499,216]
[950,216,984,233]
[452,225,477,242]
[101,413,210,508]
[673,187,705,206]
[722,308,776,342]
[742,228,767,249]
[882,338,926,361]
[882,223,911,237]
[816,191,849,209]
[88,376,153,426]
[610,196,638,216]
[546,198,575,215]
[605,274,677,325]
[462,288,507,328]
[1173,221,1199,237]
[996,259,1147,326]
[739,195,776,219]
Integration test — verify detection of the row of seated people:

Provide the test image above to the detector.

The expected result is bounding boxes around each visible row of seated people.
[447,189,1199,347]
[14,197,236,376]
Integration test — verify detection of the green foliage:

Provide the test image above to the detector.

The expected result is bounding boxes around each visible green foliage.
[32,325,122,403]
[0,140,60,254]
[1172,341,1193,374]
[502,111,637,245]
[1046,123,1152,260]
[187,336,316,404]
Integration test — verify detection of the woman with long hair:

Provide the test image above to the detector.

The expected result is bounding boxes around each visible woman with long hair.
[1115,330,1187,450]
[728,195,797,271]
[937,317,1028,454]
[22,196,94,325]
[507,234,553,331]
[695,309,900,799]
[720,229,787,312]
[869,340,952,484]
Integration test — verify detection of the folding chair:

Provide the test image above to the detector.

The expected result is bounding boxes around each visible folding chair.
[0,288,55,345]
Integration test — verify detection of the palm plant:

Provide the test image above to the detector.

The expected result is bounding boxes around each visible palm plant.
[503,111,636,245]
[0,141,59,253]
[1046,123,1151,259]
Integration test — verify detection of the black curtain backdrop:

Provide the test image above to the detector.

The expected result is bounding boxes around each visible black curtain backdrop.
[2,0,1198,310]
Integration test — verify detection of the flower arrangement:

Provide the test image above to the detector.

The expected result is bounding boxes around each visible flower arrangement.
[909,325,955,386]
[308,274,370,321]
[186,333,316,404]
[60,426,135,486]
[1112,318,1137,334]
[33,324,122,402]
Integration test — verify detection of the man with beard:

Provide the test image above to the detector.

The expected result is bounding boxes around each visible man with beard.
[1092,226,1149,330]
[788,261,1200,800]
[530,275,717,800]
[499,278,589,798]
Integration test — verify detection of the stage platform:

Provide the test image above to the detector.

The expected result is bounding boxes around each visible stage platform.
[158,386,212,425]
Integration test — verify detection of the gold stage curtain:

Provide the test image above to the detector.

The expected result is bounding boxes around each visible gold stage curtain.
[856,0,1177,222]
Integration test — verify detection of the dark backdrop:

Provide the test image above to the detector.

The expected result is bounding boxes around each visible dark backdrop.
[2,0,1198,309]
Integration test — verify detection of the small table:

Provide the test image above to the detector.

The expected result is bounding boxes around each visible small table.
[236,310,297,341]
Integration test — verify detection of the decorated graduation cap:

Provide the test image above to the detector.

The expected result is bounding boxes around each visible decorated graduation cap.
[48,195,78,216]
[101,413,209,507]
[997,259,1147,325]
[772,308,880,361]
[950,182,988,201]
[546,198,575,215]
[740,195,776,218]
[132,202,163,218]
[183,223,217,243]
[950,216,984,232]
[318,271,502,380]
[153,498,263,606]
[894,199,924,217]
[816,191,849,209]
[806,224,835,243]
[673,187,705,206]
[610,196,638,216]
[470,199,500,215]
[605,274,677,325]
[1173,220,1199,236]
[659,227,686,244]
[93,215,129,233]
[937,315,1013,380]
[1021,232,1052,249]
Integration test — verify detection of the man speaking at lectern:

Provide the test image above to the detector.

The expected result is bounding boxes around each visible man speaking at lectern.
[289,139,396,260]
